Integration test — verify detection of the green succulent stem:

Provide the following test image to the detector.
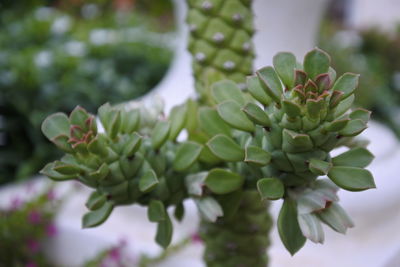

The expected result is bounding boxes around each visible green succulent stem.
[186,0,254,104]
[200,191,272,267]
[187,1,273,266]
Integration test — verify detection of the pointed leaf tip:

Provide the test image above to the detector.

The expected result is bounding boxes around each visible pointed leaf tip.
[278,198,306,255]
[257,177,284,200]
[328,166,375,191]
[304,48,331,80]
[82,202,113,228]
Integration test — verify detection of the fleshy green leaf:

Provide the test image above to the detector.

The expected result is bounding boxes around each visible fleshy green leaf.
[121,109,140,133]
[41,113,70,140]
[273,52,296,88]
[139,170,159,192]
[82,202,113,228]
[174,203,185,222]
[168,104,187,140]
[151,121,170,149]
[245,146,271,166]
[173,141,203,171]
[334,94,354,117]
[306,98,324,120]
[198,107,231,137]
[148,200,166,222]
[155,213,173,248]
[88,163,109,180]
[51,135,73,152]
[317,203,354,234]
[349,108,371,123]
[211,80,245,105]
[256,66,283,103]
[339,119,367,137]
[52,161,82,175]
[217,100,255,132]
[329,90,344,108]
[106,110,121,139]
[298,213,324,244]
[332,147,374,168]
[40,162,76,181]
[122,133,142,157]
[85,192,106,211]
[278,198,306,255]
[195,197,223,222]
[282,100,301,118]
[282,129,313,153]
[331,73,359,99]
[303,48,330,80]
[185,99,198,133]
[205,168,244,194]
[207,134,244,162]
[88,135,108,156]
[325,118,350,132]
[309,159,332,175]
[328,166,375,191]
[242,103,271,126]
[247,75,271,106]
[257,177,284,200]
[69,106,90,126]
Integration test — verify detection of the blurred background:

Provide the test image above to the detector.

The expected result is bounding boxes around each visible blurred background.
[0,0,399,266]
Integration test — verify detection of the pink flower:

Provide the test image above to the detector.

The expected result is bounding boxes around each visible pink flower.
[191,232,202,244]
[28,210,42,224]
[46,223,58,237]
[47,189,56,201]
[9,197,22,210]
[26,239,40,253]
[108,247,121,261]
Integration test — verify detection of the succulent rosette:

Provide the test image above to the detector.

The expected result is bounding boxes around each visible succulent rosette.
[40,102,201,248]
[196,48,376,254]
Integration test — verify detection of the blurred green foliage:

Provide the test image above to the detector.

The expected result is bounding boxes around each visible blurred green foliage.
[319,21,400,139]
[0,4,174,184]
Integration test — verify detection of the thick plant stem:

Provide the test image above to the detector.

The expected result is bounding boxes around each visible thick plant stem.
[186,1,273,266]
[200,191,272,267]
[186,0,255,103]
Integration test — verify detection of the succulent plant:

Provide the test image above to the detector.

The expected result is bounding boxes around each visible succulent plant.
[201,47,375,255]
[40,101,202,248]
[186,0,254,103]
[39,0,377,265]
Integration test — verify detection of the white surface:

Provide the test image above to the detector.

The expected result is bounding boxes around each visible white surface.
[351,0,400,31]
[253,0,330,68]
